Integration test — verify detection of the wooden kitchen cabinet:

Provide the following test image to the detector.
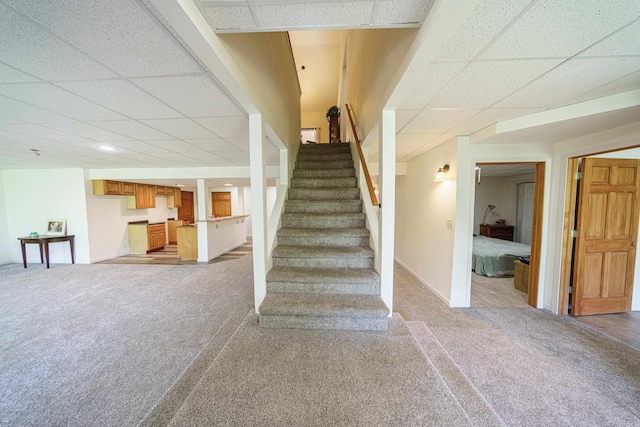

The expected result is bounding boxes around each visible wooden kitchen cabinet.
[127,184,156,209]
[167,188,182,208]
[155,186,166,195]
[93,180,122,195]
[128,222,166,254]
[168,219,188,244]
[121,182,135,195]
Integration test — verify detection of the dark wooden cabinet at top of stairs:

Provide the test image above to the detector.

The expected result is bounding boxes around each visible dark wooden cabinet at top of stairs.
[258,142,389,331]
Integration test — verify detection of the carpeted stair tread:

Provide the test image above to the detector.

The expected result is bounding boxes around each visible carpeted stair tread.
[288,187,360,200]
[281,212,365,229]
[295,160,354,169]
[267,266,380,285]
[291,177,357,188]
[284,199,363,213]
[277,228,370,238]
[297,153,354,162]
[259,294,389,317]
[272,246,374,259]
[293,169,355,178]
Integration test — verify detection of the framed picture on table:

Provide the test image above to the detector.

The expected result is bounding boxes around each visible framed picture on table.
[46,219,66,236]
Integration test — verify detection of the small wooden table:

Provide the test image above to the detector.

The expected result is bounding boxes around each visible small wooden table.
[17,235,75,268]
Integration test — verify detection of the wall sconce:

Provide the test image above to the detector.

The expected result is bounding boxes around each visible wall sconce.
[435,164,450,182]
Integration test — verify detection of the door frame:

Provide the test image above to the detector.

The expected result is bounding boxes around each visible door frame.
[559,146,640,315]
[474,161,545,307]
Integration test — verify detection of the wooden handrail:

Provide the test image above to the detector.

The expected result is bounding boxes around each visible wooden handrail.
[345,104,379,207]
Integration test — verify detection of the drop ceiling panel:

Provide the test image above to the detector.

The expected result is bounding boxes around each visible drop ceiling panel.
[255,2,373,29]
[0,5,116,80]
[428,59,563,108]
[580,19,640,57]
[132,76,243,117]
[0,123,92,143]
[402,109,482,133]
[3,0,203,77]
[0,115,23,124]
[145,139,203,152]
[181,150,230,165]
[185,138,239,152]
[194,116,249,138]
[218,149,249,165]
[451,108,544,133]
[0,96,72,123]
[225,137,249,151]
[0,84,125,121]
[480,0,639,59]
[396,110,420,131]
[87,120,173,141]
[435,0,531,61]
[396,132,442,148]
[397,62,467,110]
[41,122,132,142]
[138,119,215,139]
[109,141,171,154]
[496,57,640,108]
[0,62,40,83]
[57,80,183,120]
[201,6,257,30]
[568,71,640,104]
[373,0,433,25]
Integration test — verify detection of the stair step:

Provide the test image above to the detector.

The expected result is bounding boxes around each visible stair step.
[272,246,374,268]
[284,199,363,214]
[291,177,357,189]
[299,143,351,152]
[277,228,370,247]
[295,160,354,169]
[293,168,355,179]
[259,294,389,330]
[297,152,353,162]
[288,187,360,200]
[281,213,365,229]
[266,266,380,295]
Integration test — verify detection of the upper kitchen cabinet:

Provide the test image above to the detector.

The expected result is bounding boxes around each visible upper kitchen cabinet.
[167,188,182,208]
[127,184,156,209]
[93,180,136,196]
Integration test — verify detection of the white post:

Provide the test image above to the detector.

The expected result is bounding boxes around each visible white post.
[196,178,208,262]
[250,113,268,312]
[379,109,396,315]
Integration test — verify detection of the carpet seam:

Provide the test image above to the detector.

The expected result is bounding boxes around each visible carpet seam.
[138,308,252,427]
[414,320,507,426]
[163,309,254,425]
[405,320,475,426]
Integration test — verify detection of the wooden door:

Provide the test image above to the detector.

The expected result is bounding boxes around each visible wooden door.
[178,191,194,224]
[572,158,640,316]
[211,192,231,218]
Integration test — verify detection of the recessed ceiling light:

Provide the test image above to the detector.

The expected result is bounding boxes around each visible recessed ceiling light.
[99,146,116,151]
[175,184,186,187]
[224,183,233,187]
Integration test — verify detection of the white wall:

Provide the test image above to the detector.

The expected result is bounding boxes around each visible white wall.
[395,139,457,303]
[3,169,91,265]
[243,185,276,238]
[473,177,506,235]
[0,172,10,264]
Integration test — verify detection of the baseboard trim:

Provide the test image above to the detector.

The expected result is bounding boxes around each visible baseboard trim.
[394,257,451,306]
[206,241,248,262]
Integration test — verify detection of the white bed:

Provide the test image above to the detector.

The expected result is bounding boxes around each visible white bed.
[472,235,531,277]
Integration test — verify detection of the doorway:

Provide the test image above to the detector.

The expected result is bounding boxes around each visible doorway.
[560,149,640,316]
[471,162,545,308]
[178,191,194,224]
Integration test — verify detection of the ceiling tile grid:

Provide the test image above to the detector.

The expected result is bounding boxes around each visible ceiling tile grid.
[0,123,92,144]
[495,57,640,108]
[401,108,482,134]
[567,71,640,105]
[435,0,532,61]
[0,84,126,122]
[0,62,41,83]
[427,59,563,109]
[255,2,373,29]
[56,80,184,120]
[450,108,544,134]
[138,119,217,140]
[480,0,639,60]
[201,6,257,30]
[0,97,71,123]
[373,0,434,25]
[39,122,133,142]
[397,62,467,110]
[86,121,174,141]
[580,18,640,57]
[194,116,249,137]
[1,0,203,77]
[132,75,244,117]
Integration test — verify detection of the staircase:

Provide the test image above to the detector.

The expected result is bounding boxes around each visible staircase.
[258,142,389,331]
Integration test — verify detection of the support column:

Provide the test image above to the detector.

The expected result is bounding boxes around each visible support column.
[196,178,208,262]
[379,109,396,314]
[250,113,268,312]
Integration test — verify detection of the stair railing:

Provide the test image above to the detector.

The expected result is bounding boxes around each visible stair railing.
[345,104,379,207]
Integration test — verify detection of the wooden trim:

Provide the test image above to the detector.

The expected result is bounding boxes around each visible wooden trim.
[558,158,580,315]
[345,103,379,206]
[527,162,545,307]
